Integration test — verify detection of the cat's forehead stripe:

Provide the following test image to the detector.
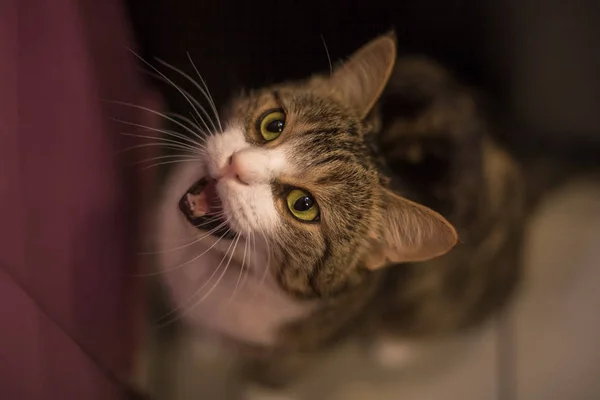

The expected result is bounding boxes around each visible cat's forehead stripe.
[297,130,372,173]
[272,90,282,106]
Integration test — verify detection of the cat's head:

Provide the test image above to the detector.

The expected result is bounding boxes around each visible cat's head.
[169,33,457,298]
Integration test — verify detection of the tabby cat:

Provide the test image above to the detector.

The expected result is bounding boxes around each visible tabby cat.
[153,32,525,395]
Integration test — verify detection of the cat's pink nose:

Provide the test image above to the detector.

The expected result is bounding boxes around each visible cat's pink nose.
[220,152,249,184]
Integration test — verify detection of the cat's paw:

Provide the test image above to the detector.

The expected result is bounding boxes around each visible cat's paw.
[242,385,297,400]
[368,338,418,369]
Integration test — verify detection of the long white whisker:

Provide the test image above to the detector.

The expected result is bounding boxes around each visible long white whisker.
[139,214,229,257]
[141,69,214,134]
[187,53,223,133]
[133,154,203,166]
[239,231,254,292]
[163,221,231,270]
[190,113,202,132]
[108,100,207,145]
[123,129,204,150]
[127,49,212,139]
[197,233,240,305]
[142,70,216,136]
[187,212,228,231]
[140,158,202,170]
[249,230,271,302]
[113,115,206,148]
[229,234,248,303]
[156,230,237,326]
[165,111,203,132]
[154,59,219,134]
[321,34,333,76]
[118,131,203,154]
[140,222,232,279]
[120,119,205,147]
[116,142,199,155]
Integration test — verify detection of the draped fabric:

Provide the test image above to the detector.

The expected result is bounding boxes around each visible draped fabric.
[0,0,155,397]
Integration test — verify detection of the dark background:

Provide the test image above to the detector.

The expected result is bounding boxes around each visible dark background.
[125,0,600,159]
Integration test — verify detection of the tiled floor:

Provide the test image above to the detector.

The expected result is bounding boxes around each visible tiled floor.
[137,177,600,400]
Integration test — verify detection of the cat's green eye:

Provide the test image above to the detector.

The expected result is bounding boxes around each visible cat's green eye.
[286,189,320,222]
[259,110,286,141]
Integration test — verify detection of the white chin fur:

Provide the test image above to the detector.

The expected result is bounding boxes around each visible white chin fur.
[155,134,314,346]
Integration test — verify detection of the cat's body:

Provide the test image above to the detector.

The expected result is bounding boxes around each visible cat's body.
[152,33,525,394]
[370,58,526,337]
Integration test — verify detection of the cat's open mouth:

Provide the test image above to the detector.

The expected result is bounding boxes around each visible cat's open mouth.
[179,178,236,240]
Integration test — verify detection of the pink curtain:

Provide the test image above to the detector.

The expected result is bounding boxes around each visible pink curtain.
[0,0,155,398]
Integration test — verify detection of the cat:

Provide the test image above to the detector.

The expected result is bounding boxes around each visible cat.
[151,32,525,396]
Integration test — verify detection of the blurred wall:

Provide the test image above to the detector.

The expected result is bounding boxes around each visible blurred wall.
[125,0,600,151]
[487,0,600,140]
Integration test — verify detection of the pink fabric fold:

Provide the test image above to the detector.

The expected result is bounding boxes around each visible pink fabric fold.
[0,0,155,398]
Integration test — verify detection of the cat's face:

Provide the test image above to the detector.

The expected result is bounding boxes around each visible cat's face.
[163,33,457,299]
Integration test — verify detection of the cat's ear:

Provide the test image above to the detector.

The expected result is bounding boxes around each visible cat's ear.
[327,32,397,119]
[365,188,458,270]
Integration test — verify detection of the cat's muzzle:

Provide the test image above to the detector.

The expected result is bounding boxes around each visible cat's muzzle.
[179,178,236,240]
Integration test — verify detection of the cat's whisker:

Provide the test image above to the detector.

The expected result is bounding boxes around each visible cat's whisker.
[260,231,272,289]
[108,100,207,145]
[192,215,229,230]
[139,216,229,257]
[140,158,202,171]
[185,212,229,232]
[171,219,231,272]
[145,70,214,136]
[124,129,204,150]
[114,118,205,150]
[127,49,213,138]
[229,233,249,303]
[115,122,201,145]
[190,113,203,134]
[321,34,333,76]
[206,203,225,212]
[164,111,203,132]
[155,229,237,327]
[187,52,223,133]
[194,233,241,306]
[133,154,203,166]
[144,71,216,138]
[116,79,203,135]
[141,221,233,282]
[153,56,222,134]
[119,133,203,157]
[116,142,199,156]
[153,59,218,134]
[239,231,255,291]
[248,230,271,302]
[121,139,201,160]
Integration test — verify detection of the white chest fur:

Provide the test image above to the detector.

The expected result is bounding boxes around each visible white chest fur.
[155,162,313,347]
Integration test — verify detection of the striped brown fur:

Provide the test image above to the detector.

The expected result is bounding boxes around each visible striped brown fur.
[218,37,526,387]
[156,33,527,390]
